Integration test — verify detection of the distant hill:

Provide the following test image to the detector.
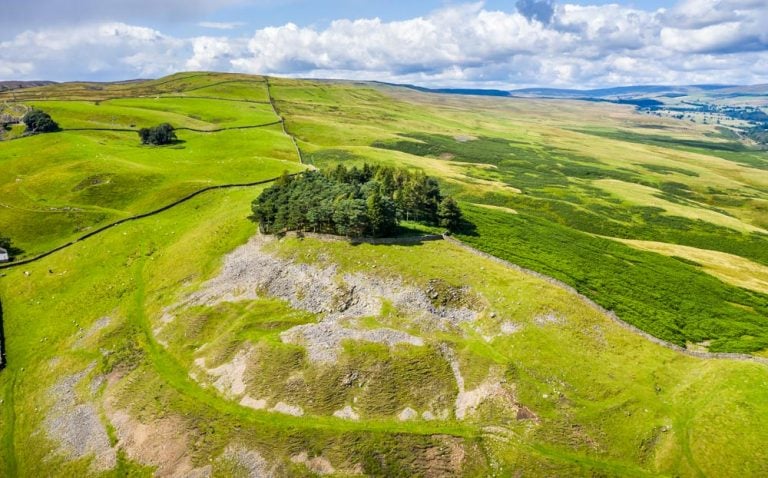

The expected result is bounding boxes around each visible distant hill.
[385,82,768,101]
[399,84,512,97]
[507,84,737,99]
[0,80,56,92]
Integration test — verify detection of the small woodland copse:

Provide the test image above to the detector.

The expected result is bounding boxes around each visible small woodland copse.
[250,164,463,237]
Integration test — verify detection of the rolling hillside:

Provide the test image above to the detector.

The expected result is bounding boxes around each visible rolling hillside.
[1,73,767,477]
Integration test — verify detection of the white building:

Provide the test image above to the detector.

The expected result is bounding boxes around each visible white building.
[0,247,8,262]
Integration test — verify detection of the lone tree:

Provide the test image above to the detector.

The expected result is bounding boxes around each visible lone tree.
[438,196,463,232]
[22,109,59,134]
[138,123,177,145]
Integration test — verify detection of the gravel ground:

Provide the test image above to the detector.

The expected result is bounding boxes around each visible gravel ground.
[182,235,479,363]
[534,312,565,327]
[223,446,275,478]
[43,363,116,471]
[239,395,268,410]
[398,407,418,421]
[73,316,111,348]
[270,401,304,416]
[500,321,522,335]
[333,405,360,421]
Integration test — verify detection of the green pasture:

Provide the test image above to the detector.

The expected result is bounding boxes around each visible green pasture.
[1,72,768,476]
[1,75,303,257]
[0,126,301,256]
[1,185,766,476]
[267,77,768,355]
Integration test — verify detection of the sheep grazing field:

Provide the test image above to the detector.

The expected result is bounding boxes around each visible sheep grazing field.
[0,73,767,476]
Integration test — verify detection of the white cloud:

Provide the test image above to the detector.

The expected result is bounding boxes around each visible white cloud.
[2,1,768,87]
[186,36,247,70]
[0,23,188,80]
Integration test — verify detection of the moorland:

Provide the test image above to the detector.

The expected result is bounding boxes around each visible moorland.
[0,72,767,476]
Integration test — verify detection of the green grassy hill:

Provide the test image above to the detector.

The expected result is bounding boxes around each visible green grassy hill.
[1,72,767,477]
[0,74,302,257]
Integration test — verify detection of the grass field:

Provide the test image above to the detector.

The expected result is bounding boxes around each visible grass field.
[1,185,767,476]
[267,76,768,354]
[0,76,303,257]
[1,72,768,476]
[614,238,768,294]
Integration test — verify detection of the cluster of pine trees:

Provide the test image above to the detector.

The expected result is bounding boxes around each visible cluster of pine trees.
[251,164,463,238]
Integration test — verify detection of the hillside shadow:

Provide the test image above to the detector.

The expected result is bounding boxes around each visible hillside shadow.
[455,219,478,237]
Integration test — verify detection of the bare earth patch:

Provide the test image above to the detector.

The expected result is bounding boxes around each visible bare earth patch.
[534,312,565,327]
[73,316,112,348]
[105,398,209,478]
[454,134,478,142]
[43,363,116,472]
[240,395,268,410]
[221,446,275,477]
[440,344,514,420]
[333,405,361,421]
[399,407,419,421]
[194,346,252,397]
[500,321,522,335]
[172,234,479,364]
[291,452,336,475]
[271,401,304,416]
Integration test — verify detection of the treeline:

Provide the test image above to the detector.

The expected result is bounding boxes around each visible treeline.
[251,164,463,237]
[746,124,768,145]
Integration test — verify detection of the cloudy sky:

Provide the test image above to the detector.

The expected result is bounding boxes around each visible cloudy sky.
[1,0,767,88]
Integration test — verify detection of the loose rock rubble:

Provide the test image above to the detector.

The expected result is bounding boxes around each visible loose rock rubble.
[180,235,479,363]
[43,363,116,471]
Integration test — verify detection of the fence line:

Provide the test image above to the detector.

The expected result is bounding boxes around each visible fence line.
[0,175,298,271]
[266,78,306,166]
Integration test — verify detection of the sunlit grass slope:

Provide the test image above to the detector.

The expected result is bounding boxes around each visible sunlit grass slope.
[0,72,767,477]
[267,77,768,354]
[1,185,766,477]
[0,74,304,257]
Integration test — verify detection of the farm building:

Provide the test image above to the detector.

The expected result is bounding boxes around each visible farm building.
[0,247,9,262]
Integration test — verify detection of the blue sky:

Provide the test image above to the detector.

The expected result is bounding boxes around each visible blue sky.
[188,0,671,32]
[1,1,767,88]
